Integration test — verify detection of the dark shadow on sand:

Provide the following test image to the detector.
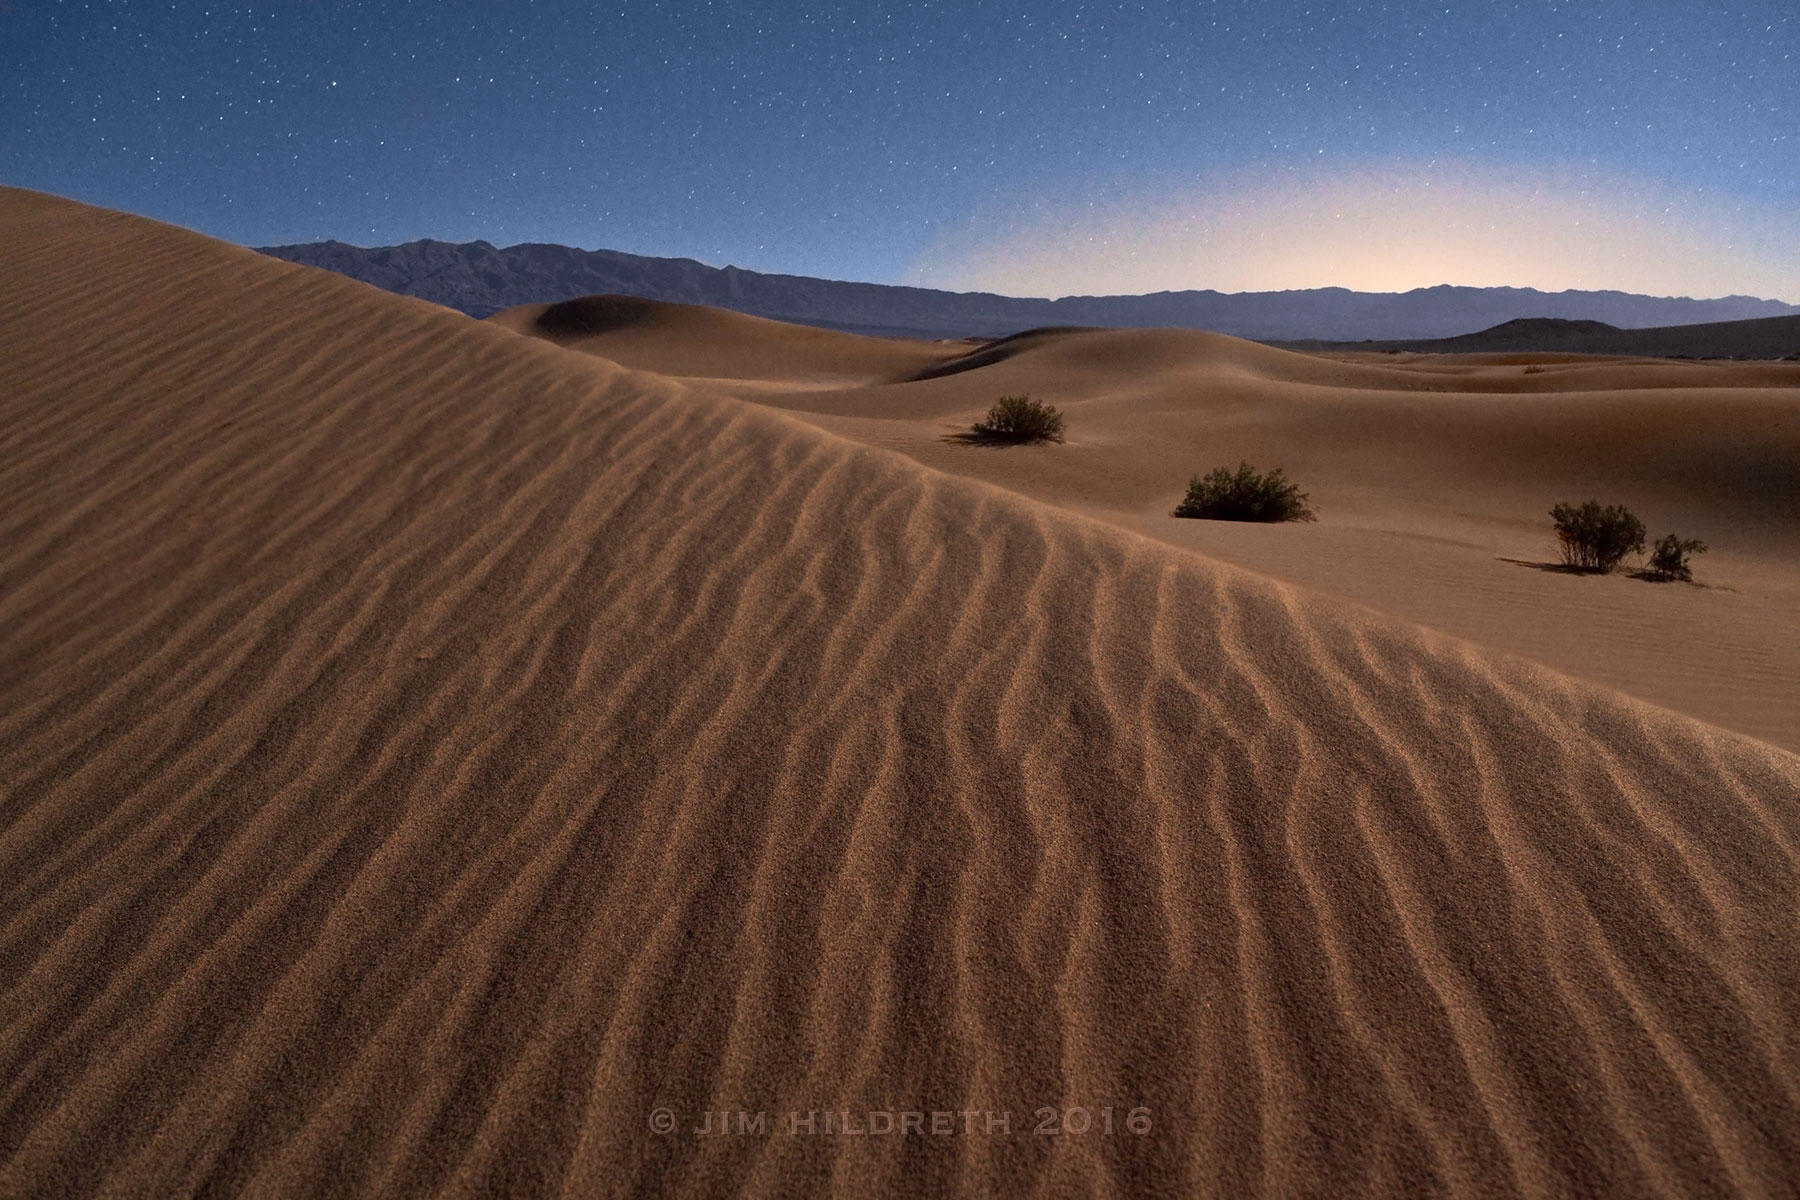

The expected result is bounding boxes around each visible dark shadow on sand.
[1499,557,1602,576]
[1499,558,1710,588]
[938,430,1063,447]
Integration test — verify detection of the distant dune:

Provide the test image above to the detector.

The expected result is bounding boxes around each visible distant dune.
[8,191,1800,1198]
[1282,313,1800,359]
[258,236,1800,341]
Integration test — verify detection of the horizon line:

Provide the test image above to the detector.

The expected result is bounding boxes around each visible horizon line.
[247,233,1800,309]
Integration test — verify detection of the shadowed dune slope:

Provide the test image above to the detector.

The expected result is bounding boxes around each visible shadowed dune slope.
[5,187,1800,1199]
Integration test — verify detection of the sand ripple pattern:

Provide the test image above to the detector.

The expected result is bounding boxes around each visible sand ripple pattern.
[2,189,1798,1198]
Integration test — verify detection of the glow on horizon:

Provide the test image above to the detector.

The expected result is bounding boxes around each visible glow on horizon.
[906,162,1800,302]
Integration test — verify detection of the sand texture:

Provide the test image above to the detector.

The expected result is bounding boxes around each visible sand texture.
[6,192,1800,1198]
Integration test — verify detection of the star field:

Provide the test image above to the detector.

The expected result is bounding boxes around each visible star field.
[3,1,1794,293]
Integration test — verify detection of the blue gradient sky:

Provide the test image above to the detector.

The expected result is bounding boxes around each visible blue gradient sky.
[4,1,1795,297]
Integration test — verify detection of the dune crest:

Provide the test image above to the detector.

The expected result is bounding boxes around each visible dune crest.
[4,188,1799,1198]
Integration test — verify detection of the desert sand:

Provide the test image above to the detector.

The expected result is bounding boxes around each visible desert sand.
[496,296,1800,755]
[5,190,1799,1198]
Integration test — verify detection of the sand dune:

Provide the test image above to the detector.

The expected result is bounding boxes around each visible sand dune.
[5,189,1800,1199]
[505,303,1800,753]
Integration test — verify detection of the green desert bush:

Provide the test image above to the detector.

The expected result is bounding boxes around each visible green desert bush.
[1645,533,1707,581]
[1173,462,1316,523]
[1550,500,1645,572]
[969,394,1065,443]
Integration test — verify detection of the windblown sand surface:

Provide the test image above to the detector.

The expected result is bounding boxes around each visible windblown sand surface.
[498,297,1800,754]
[5,192,1800,1199]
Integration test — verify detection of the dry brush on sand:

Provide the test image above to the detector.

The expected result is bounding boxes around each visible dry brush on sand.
[1172,462,1317,523]
[3,188,1800,1199]
[967,394,1066,444]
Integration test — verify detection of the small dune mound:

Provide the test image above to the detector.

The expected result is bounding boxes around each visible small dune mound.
[531,292,663,338]
[490,292,952,384]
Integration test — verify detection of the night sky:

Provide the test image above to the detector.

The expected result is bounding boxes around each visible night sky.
[5,1,1795,297]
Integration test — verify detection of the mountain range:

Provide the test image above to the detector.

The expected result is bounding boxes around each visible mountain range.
[256,237,1800,343]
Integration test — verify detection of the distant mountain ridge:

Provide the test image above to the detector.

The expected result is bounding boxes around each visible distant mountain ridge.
[256,237,1800,342]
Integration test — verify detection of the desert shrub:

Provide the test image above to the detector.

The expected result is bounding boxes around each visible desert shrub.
[1550,500,1645,572]
[1645,533,1707,581]
[1173,462,1317,523]
[969,394,1065,443]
